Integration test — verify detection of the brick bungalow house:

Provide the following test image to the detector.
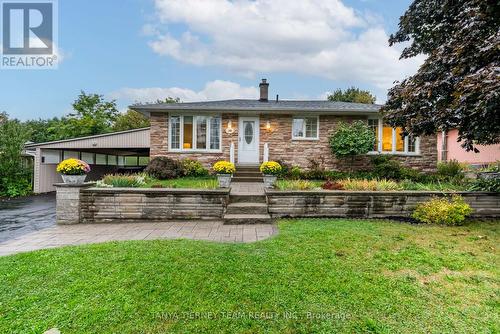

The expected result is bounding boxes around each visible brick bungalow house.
[132,80,437,171]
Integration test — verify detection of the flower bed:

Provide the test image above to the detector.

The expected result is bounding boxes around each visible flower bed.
[275,179,469,192]
[95,173,217,189]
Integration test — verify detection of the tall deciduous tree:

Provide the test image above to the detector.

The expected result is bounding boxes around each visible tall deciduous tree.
[113,97,181,131]
[113,110,150,131]
[24,117,64,143]
[0,114,32,197]
[328,87,376,104]
[383,0,500,151]
[57,92,119,139]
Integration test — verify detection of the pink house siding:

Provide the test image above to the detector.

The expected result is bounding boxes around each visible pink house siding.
[437,129,500,164]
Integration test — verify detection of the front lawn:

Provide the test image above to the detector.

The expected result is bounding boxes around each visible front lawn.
[1,219,498,333]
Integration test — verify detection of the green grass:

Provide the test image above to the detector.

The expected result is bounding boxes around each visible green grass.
[0,219,498,333]
[143,176,218,189]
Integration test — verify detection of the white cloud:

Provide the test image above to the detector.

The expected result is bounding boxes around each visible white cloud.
[109,80,259,104]
[147,0,424,90]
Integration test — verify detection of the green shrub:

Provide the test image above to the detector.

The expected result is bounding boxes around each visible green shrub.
[181,159,208,177]
[469,178,500,192]
[412,196,472,225]
[145,156,183,180]
[329,121,375,170]
[1,176,32,197]
[371,155,392,165]
[437,160,465,181]
[102,174,146,187]
[372,156,403,180]
[400,167,423,181]
[0,116,32,198]
[275,160,291,177]
[289,166,302,180]
[304,158,327,179]
[480,161,499,172]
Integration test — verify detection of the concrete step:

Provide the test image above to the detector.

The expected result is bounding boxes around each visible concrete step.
[232,176,263,183]
[223,213,274,224]
[229,194,267,203]
[233,171,262,178]
[226,202,268,214]
[236,166,260,172]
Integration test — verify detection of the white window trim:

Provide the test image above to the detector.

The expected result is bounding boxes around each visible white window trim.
[291,115,319,140]
[367,117,420,156]
[168,114,222,153]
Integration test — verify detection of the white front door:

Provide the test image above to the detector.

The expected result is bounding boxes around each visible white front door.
[238,116,260,164]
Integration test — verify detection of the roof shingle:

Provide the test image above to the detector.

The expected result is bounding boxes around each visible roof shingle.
[131,99,381,113]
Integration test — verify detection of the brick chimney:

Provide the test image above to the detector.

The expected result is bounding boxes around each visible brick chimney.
[259,79,269,101]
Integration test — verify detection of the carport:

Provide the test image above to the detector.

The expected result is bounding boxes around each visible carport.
[25,128,150,193]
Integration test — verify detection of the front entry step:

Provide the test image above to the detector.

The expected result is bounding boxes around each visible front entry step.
[225,182,273,224]
[223,214,274,224]
[232,176,263,183]
[230,194,267,203]
[234,171,262,177]
[226,202,268,214]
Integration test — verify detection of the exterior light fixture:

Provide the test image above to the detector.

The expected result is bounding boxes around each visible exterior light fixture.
[225,120,235,134]
[266,120,272,131]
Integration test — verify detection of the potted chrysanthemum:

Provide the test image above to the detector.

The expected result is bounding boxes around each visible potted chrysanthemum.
[260,161,282,188]
[212,161,236,188]
[57,158,91,184]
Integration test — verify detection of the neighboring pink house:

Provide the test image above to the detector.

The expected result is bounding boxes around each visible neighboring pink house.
[437,129,500,166]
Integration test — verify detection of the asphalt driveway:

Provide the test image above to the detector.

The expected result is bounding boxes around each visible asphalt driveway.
[0,193,56,243]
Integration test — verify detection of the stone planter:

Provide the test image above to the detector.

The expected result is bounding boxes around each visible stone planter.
[61,174,87,185]
[217,174,232,188]
[263,175,278,188]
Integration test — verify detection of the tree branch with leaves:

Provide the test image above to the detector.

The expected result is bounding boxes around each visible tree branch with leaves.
[383,0,500,151]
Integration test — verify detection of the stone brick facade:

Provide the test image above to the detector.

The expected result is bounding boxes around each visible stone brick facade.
[150,112,239,167]
[150,112,437,172]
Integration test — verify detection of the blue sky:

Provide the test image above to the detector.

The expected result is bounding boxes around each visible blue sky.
[0,0,419,120]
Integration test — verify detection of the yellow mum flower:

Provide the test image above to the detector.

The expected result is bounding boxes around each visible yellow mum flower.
[57,159,91,175]
[260,161,282,175]
[212,161,236,174]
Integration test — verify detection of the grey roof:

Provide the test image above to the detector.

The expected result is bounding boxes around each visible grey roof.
[25,127,150,148]
[131,99,381,114]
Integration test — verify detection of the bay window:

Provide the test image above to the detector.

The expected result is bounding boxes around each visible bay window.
[170,115,221,151]
[369,118,419,155]
[292,116,319,140]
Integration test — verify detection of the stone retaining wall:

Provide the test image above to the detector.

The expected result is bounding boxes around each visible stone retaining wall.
[266,190,500,219]
[56,184,229,224]
[55,184,499,224]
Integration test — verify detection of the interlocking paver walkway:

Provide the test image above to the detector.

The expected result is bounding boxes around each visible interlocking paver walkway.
[0,221,278,257]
